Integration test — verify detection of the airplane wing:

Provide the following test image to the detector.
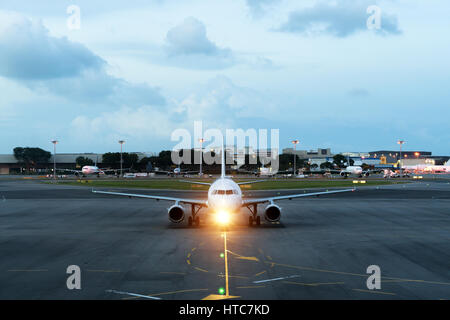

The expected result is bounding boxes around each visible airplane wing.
[178,180,212,186]
[92,189,207,206]
[152,170,171,174]
[237,180,267,185]
[100,168,132,173]
[236,169,258,174]
[242,188,355,205]
[55,168,81,174]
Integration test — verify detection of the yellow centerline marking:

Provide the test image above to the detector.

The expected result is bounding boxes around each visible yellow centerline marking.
[187,253,191,258]
[224,231,229,297]
[353,289,396,296]
[186,260,191,265]
[237,285,265,289]
[254,270,267,277]
[227,249,259,262]
[218,274,248,279]
[194,267,209,273]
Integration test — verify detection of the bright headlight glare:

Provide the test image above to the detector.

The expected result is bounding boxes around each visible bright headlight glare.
[216,210,230,225]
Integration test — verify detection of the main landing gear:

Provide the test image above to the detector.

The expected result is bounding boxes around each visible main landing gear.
[247,204,261,227]
[188,204,202,227]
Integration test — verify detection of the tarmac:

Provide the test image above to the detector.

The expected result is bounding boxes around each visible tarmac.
[0,178,449,299]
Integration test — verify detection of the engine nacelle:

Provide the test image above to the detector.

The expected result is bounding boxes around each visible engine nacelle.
[264,204,281,222]
[363,171,370,177]
[168,205,185,223]
[340,171,346,177]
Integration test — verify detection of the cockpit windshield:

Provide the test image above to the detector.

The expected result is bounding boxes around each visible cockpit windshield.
[213,189,237,195]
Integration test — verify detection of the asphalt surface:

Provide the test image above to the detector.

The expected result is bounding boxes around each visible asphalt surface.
[0,179,449,300]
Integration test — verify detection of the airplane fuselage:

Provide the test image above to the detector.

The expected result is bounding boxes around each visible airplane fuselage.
[403,165,450,174]
[340,166,366,177]
[81,166,103,175]
[207,177,243,214]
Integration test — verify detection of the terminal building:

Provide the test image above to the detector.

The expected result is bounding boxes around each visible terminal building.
[282,148,332,159]
[369,150,432,165]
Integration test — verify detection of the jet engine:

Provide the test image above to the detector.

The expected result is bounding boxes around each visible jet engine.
[168,205,185,223]
[363,171,370,177]
[340,171,347,177]
[264,204,281,222]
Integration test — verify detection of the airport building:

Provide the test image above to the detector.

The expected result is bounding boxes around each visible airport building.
[282,148,332,159]
[369,150,432,165]
[208,146,276,168]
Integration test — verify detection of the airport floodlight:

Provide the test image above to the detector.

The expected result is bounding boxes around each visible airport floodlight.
[198,138,205,176]
[291,140,300,175]
[397,140,405,174]
[118,140,125,177]
[51,140,58,182]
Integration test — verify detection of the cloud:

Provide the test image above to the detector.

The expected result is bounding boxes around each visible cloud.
[166,17,221,56]
[177,75,278,120]
[348,88,369,97]
[0,14,165,105]
[278,0,401,37]
[164,17,235,69]
[71,105,173,141]
[70,75,279,141]
[0,17,103,80]
[246,0,281,16]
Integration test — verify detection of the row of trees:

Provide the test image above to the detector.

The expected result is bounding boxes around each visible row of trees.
[12,146,358,173]
[13,147,52,172]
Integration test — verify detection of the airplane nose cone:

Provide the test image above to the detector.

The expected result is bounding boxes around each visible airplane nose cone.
[213,197,239,212]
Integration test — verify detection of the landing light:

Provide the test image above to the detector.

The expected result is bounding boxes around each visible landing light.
[215,210,230,225]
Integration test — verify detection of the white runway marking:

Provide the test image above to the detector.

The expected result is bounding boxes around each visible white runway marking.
[253,275,300,284]
[106,289,161,300]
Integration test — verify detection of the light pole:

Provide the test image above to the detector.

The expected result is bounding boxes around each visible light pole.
[397,140,405,175]
[51,140,58,182]
[118,140,125,178]
[291,140,300,175]
[198,138,205,176]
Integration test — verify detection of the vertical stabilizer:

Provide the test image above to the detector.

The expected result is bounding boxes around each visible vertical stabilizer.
[221,141,226,178]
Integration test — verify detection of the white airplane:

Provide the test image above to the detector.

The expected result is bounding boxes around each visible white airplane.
[339,166,370,178]
[57,165,104,177]
[403,161,450,174]
[57,165,128,177]
[153,166,198,177]
[92,145,355,227]
[383,169,409,178]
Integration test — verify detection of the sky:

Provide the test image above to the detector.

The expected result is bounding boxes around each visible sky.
[0,0,449,155]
